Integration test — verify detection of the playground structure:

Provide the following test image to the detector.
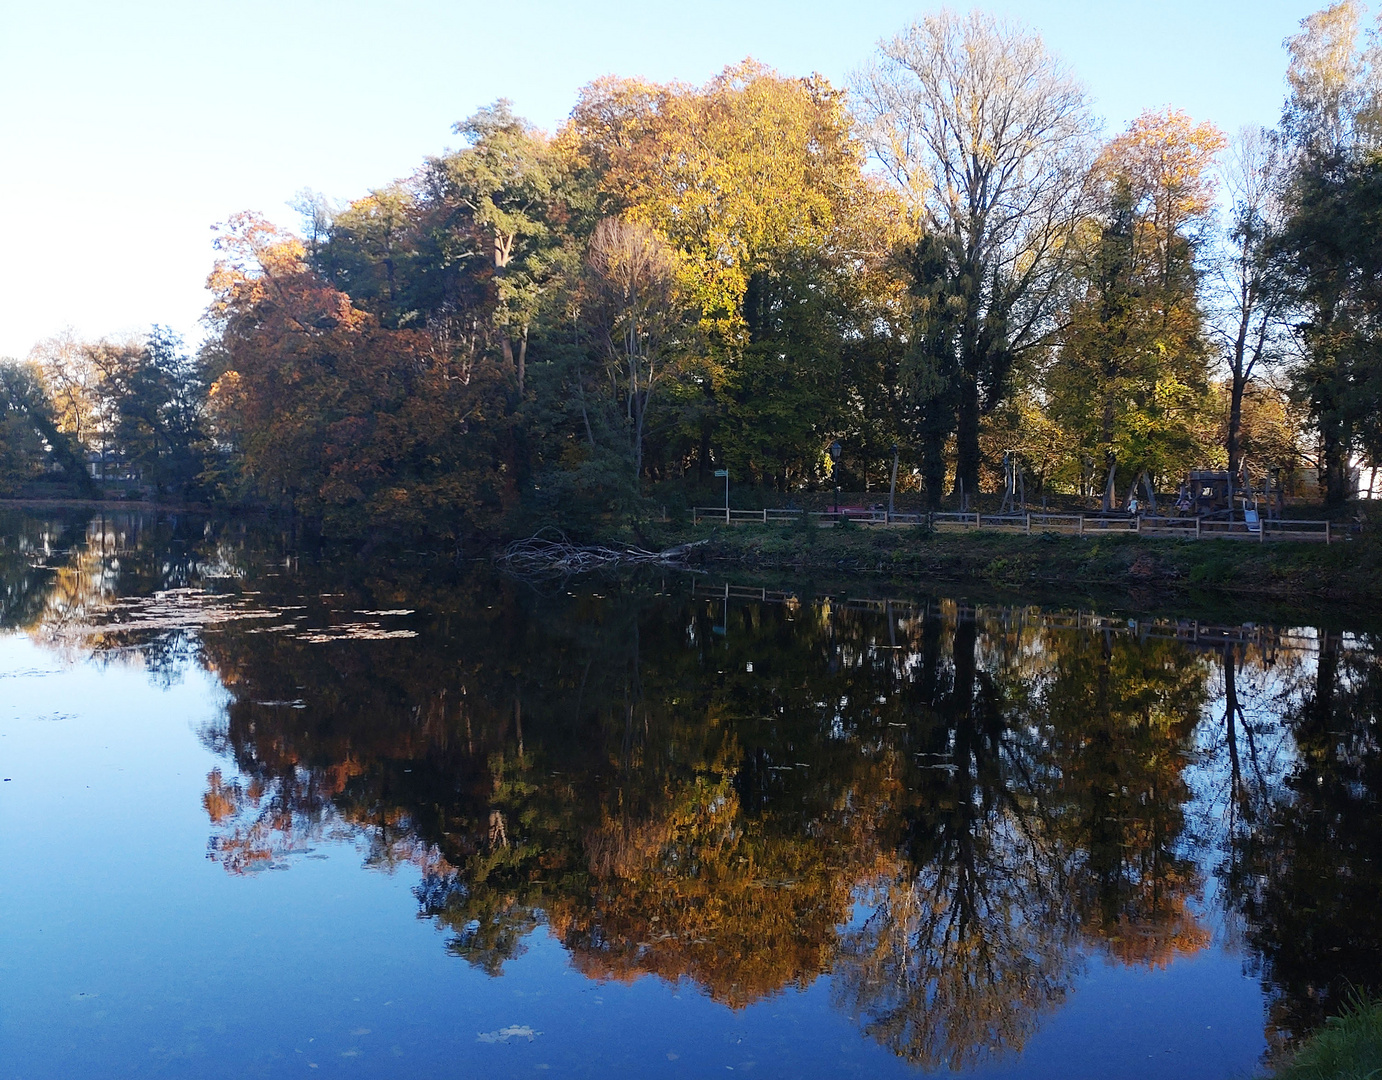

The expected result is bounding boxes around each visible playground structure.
[1175,468,1287,521]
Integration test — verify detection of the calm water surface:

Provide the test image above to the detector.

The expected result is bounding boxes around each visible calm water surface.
[2,511,1379,1079]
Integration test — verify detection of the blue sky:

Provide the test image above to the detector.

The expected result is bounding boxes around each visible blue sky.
[0,0,1330,358]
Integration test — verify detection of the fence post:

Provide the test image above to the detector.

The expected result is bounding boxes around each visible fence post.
[1078,515,1084,537]
[1025,513,1031,535]
[1196,517,1201,540]
[1326,520,1331,545]
[1260,516,1265,543]
[763,508,767,524]
[1134,515,1140,535]
[725,507,730,524]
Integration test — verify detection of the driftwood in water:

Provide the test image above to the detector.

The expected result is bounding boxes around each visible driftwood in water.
[495,529,706,579]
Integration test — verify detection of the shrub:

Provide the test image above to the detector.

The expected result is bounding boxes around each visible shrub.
[1272,995,1382,1080]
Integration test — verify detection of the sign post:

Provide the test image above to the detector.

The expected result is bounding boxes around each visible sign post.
[888,442,899,523]
[829,442,842,516]
[714,469,729,522]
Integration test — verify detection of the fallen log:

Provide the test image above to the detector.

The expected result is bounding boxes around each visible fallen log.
[495,529,707,580]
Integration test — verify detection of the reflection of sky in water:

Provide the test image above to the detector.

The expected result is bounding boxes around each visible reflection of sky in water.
[2,514,1377,1078]
[0,626,1265,1079]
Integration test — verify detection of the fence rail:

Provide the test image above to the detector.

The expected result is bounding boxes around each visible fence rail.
[690,506,1339,542]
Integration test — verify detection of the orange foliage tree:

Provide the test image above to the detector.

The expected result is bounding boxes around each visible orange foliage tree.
[204,212,513,538]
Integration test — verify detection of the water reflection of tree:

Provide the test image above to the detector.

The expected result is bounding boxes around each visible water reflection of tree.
[1039,629,1212,968]
[419,592,905,1005]
[8,508,1382,1068]
[834,608,1077,1070]
[1224,630,1382,1046]
[0,507,250,680]
[0,511,80,629]
[190,579,906,1004]
[831,611,1216,1068]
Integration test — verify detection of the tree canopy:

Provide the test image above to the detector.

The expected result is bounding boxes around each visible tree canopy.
[7,3,1382,527]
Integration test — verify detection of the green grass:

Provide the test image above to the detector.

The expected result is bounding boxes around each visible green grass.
[634,519,1382,612]
[1273,997,1382,1080]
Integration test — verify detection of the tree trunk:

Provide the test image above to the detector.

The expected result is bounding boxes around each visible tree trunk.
[951,612,977,714]
[1223,648,1242,802]
[922,428,946,510]
[632,391,645,488]
[953,371,980,500]
[1227,371,1246,479]
[1321,420,1350,508]
[1308,629,1339,740]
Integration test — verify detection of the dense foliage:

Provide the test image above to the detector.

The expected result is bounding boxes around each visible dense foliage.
[4,3,1382,530]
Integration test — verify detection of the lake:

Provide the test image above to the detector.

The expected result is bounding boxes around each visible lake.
[2,509,1378,1079]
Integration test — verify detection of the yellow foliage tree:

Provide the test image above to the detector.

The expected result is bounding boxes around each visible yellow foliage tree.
[1047,108,1227,506]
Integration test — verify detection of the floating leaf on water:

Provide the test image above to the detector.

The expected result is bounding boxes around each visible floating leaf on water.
[477,1025,541,1043]
[295,623,420,644]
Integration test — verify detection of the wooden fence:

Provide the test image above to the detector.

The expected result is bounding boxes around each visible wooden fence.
[690,506,1337,542]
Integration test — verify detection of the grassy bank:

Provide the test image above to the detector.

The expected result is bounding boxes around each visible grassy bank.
[1272,998,1382,1080]
[637,519,1382,609]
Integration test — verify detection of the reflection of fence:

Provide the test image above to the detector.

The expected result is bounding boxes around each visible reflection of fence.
[691,581,1325,652]
[690,506,1339,543]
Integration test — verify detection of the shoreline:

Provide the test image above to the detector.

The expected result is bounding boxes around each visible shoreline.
[0,497,212,512]
[5,499,1379,613]
[638,520,1382,610]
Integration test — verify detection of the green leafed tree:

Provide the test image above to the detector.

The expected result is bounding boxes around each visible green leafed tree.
[94,327,207,496]
[1275,1,1382,506]
[1046,109,1224,508]
[0,360,94,494]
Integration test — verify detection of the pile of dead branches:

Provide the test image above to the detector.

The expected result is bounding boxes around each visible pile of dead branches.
[495,529,706,580]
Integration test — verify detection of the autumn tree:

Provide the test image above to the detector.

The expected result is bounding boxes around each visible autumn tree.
[29,330,105,456]
[314,101,581,405]
[1278,152,1382,504]
[1047,109,1225,508]
[582,218,688,486]
[1281,0,1382,155]
[567,62,902,485]
[1275,2,1382,505]
[0,361,92,493]
[425,101,573,396]
[853,10,1097,502]
[204,212,510,537]
[1211,128,1289,481]
[90,327,206,494]
[0,368,45,493]
[322,184,421,327]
